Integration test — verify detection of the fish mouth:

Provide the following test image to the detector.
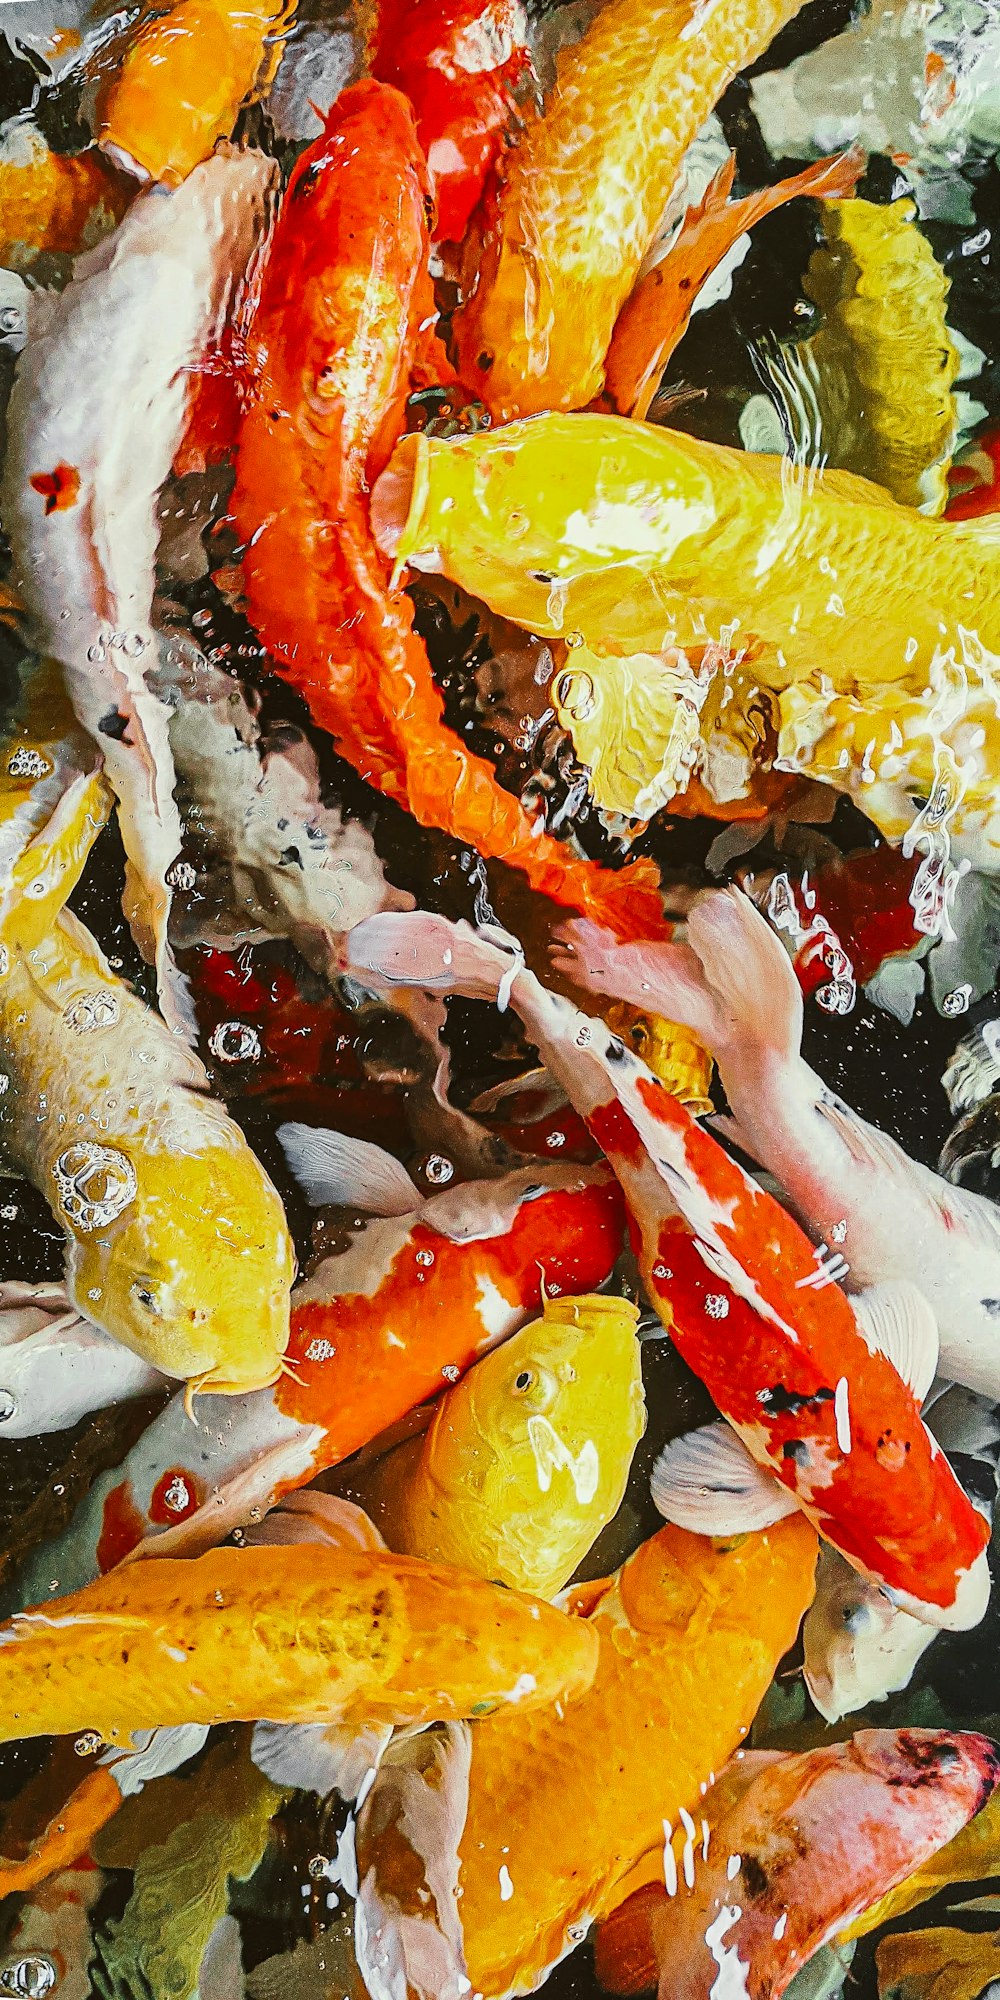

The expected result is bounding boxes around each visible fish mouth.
[370,433,433,584]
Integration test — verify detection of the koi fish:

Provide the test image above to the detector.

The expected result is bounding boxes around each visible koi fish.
[3,147,277,1036]
[369,0,531,243]
[353,1515,818,2000]
[0,124,130,273]
[450,0,809,418]
[230,83,668,945]
[371,414,1000,699]
[803,1547,936,1726]
[0,712,294,1404]
[0,1541,598,1743]
[97,0,292,186]
[6,1158,623,1610]
[875,1925,1000,2000]
[344,910,991,1628]
[559,885,1000,1401]
[355,1290,645,1597]
[840,1786,1000,1941]
[603,150,864,422]
[948,424,1000,521]
[0,1282,161,1436]
[593,1731,1000,2000]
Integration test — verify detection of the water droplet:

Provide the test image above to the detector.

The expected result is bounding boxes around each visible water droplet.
[0,1391,16,1423]
[423,1153,454,1186]
[87,640,107,664]
[53,1143,137,1231]
[74,1731,102,1757]
[0,1957,58,1998]
[7,748,50,780]
[119,632,146,657]
[308,1854,330,1879]
[209,1021,261,1064]
[416,1248,434,1267]
[442,1364,460,1382]
[63,989,120,1034]
[167,860,197,892]
[162,1475,192,1515]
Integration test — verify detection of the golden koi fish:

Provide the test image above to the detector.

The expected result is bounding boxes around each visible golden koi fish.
[97,0,292,186]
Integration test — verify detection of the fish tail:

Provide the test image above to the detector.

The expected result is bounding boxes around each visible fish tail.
[592,1887,661,1995]
[0,764,113,957]
[684,886,804,1063]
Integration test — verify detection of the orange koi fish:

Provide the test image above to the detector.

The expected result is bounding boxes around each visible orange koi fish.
[594,1731,1000,1999]
[343,911,991,1630]
[97,0,293,186]
[0,1542,598,1743]
[451,0,809,418]
[369,0,531,243]
[353,1516,817,1999]
[230,81,668,943]
[5,1160,624,1611]
[0,128,131,271]
[604,149,864,421]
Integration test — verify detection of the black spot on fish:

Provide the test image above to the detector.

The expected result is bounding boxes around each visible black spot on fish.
[605,1036,627,1063]
[278,845,303,869]
[982,1299,1000,1318]
[477,350,494,372]
[98,708,129,742]
[741,1856,769,1900]
[890,1732,963,1785]
[758,1384,834,1416]
[782,1438,808,1464]
[531,571,555,584]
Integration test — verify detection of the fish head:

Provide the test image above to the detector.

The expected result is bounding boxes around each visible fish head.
[65,1141,294,1392]
[430,1290,644,1504]
[803,1549,932,1724]
[852,1729,1000,1816]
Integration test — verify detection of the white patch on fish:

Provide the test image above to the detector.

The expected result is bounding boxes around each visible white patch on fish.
[527,1414,600,1504]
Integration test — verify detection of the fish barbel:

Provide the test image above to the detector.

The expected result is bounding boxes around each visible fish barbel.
[0,1542,598,1743]
[451,0,809,416]
[371,413,1000,694]
[344,909,990,1629]
[594,1730,1000,2000]
[560,886,1000,1400]
[353,1516,818,1999]
[357,1290,645,1596]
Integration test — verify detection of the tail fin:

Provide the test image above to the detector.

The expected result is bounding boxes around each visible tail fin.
[0,763,112,957]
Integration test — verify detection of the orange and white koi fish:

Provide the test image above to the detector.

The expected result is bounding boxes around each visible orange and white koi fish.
[343,910,990,1630]
[97,0,292,187]
[0,1541,599,1744]
[5,1158,623,1611]
[603,149,863,421]
[560,886,1000,1401]
[230,81,668,945]
[3,147,276,1036]
[369,0,531,243]
[594,1731,1000,2000]
[451,0,809,417]
[353,1516,817,2000]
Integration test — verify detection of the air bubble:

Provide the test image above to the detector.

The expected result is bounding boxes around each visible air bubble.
[64,989,120,1033]
[209,1021,261,1064]
[162,1475,193,1514]
[53,1143,137,1231]
[7,749,50,780]
[942,984,973,1018]
[167,860,197,891]
[416,1248,434,1267]
[74,1731,102,1757]
[308,1854,330,1880]
[423,1153,454,1186]
[0,1958,58,1998]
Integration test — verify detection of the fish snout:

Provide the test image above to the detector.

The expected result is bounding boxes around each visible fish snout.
[853,1728,1000,1806]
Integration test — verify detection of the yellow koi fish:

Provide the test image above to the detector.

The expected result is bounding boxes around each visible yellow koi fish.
[97,0,292,187]
[452,0,808,417]
[356,1292,645,1598]
[876,1925,1000,2000]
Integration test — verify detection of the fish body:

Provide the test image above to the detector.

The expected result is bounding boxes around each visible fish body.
[451,0,807,416]
[345,911,990,1628]
[876,1924,1000,2000]
[358,1290,645,1595]
[3,148,277,1033]
[0,123,130,271]
[0,1542,598,1742]
[563,886,1000,1401]
[355,1516,818,1999]
[231,87,666,942]
[7,1161,623,1608]
[842,1785,1000,1941]
[370,0,531,243]
[97,0,291,186]
[594,1731,1000,2000]
[373,415,1000,696]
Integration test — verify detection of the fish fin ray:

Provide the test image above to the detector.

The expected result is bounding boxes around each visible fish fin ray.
[251,1719,393,1802]
[850,1282,939,1403]
[277,1122,421,1214]
[650,1421,798,1534]
[685,887,803,1062]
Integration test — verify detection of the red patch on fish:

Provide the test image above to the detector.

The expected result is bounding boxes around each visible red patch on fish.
[96,1480,145,1573]
[29,463,80,514]
[587,1097,649,1167]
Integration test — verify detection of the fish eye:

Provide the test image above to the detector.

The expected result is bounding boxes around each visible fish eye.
[131,1281,162,1315]
[842,1602,873,1634]
[513,1370,534,1393]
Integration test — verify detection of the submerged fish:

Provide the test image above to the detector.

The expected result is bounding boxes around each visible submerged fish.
[875,1925,1000,2000]
[97,0,291,186]
[0,124,130,273]
[451,0,808,417]
[7,1158,623,1609]
[0,1542,597,1743]
[0,708,293,1401]
[372,414,1000,697]
[3,147,277,1035]
[345,911,990,1630]
[561,886,1000,1401]
[803,1546,936,1726]
[593,1731,1000,2000]
[353,1515,818,2000]
[841,1785,1000,1941]
[0,1282,161,1436]
[356,1290,645,1597]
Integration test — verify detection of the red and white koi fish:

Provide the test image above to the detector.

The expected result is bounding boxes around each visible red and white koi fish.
[4,1157,623,1612]
[343,911,990,1630]
[2,147,276,1036]
[594,1730,1000,2000]
[558,886,1000,1400]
